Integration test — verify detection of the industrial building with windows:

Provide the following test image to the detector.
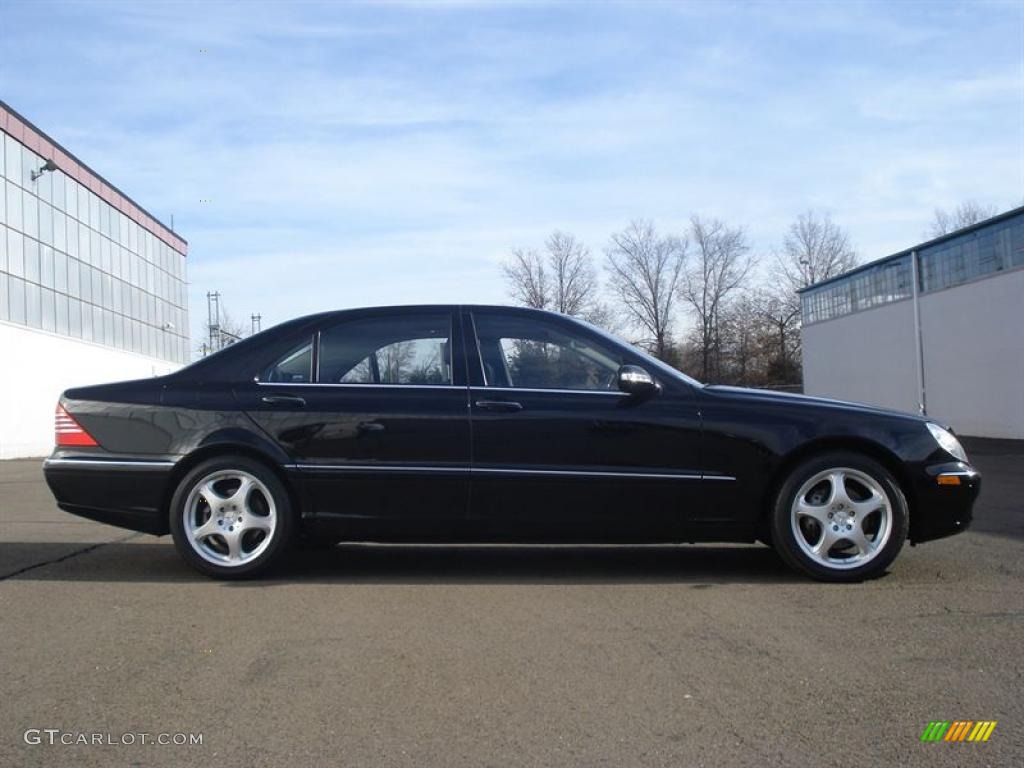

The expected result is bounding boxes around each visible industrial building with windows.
[800,206,1024,440]
[0,101,189,458]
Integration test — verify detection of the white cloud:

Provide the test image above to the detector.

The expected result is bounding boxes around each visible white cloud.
[1,0,1020,349]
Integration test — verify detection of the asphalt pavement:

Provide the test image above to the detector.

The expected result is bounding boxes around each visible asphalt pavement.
[1,441,1021,767]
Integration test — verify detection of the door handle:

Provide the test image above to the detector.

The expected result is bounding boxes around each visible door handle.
[357,421,386,433]
[475,399,523,412]
[260,395,306,407]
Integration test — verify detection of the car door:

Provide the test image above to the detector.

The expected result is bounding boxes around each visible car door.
[464,307,704,540]
[235,308,470,536]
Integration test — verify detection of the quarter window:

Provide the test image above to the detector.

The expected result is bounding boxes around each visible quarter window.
[262,341,312,383]
[318,313,452,385]
[473,313,622,391]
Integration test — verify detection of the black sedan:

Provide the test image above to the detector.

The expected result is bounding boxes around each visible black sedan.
[43,304,980,581]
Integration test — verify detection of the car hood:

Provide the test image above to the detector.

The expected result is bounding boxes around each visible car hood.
[702,384,929,423]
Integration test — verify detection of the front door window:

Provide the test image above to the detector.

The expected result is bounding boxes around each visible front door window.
[473,313,622,391]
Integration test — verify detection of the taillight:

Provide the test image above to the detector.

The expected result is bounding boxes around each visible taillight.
[55,403,99,447]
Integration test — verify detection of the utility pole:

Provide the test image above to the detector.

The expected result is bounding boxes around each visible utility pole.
[206,291,221,353]
[204,291,260,354]
[910,251,927,416]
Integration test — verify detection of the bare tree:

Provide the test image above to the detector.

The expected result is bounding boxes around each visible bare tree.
[775,210,858,294]
[546,231,598,316]
[679,216,756,381]
[580,300,623,335]
[379,339,416,383]
[717,292,764,386]
[676,290,791,388]
[758,212,857,385]
[753,288,802,385]
[501,231,599,318]
[217,310,248,344]
[502,248,548,309]
[605,220,686,360]
[927,200,999,238]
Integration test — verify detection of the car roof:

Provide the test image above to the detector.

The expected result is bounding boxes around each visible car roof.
[301,304,571,322]
[173,304,576,382]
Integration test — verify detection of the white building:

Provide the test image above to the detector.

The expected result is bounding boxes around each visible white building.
[800,206,1024,440]
[0,101,189,458]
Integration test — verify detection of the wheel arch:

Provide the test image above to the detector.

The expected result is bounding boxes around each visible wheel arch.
[161,443,302,535]
[758,436,916,542]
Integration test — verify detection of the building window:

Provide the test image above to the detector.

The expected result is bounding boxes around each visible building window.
[800,255,912,325]
[9,276,25,323]
[6,181,21,230]
[4,136,22,184]
[920,216,1018,293]
[802,214,1024,325]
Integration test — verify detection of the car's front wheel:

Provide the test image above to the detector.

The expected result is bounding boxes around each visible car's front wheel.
[169,456,294,579]
[771,451,908,582]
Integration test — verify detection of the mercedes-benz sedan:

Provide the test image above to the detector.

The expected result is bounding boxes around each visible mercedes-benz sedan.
[43,304,980,581]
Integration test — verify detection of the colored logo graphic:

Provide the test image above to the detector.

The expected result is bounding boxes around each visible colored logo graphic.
[920,721,996,742]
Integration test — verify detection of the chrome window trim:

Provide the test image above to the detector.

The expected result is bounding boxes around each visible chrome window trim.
[290,463,735,482]
[256,381,467,391]
[470,386,627,397]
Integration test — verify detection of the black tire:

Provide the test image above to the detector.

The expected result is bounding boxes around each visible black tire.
[771,451,908,582]
[169,455,294,579]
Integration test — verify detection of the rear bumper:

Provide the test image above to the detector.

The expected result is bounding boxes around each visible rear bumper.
[909,461,981,544]
[43,455,175,535]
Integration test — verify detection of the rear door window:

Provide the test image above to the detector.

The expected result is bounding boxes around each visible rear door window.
[318,313,453,386]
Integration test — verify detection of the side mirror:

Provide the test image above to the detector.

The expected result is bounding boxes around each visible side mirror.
[617,365,659,397]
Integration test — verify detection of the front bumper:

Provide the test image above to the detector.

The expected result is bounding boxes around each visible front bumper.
[909,461,981,544]
[43,454,176,535]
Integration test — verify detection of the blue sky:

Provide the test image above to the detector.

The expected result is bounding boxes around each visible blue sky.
[1,0,1021,343]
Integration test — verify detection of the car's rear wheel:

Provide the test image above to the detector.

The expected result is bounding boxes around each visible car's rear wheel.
[771,451,908,582]
[169,456,293,579]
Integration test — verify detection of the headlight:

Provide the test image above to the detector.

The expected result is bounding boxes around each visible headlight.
[927,423,968,463]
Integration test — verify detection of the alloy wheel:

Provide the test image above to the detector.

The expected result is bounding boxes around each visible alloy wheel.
[182,469,277,566]
[790,467,893,570]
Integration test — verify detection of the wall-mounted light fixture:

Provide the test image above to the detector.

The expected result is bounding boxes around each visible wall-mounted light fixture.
[30,159,58,182]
